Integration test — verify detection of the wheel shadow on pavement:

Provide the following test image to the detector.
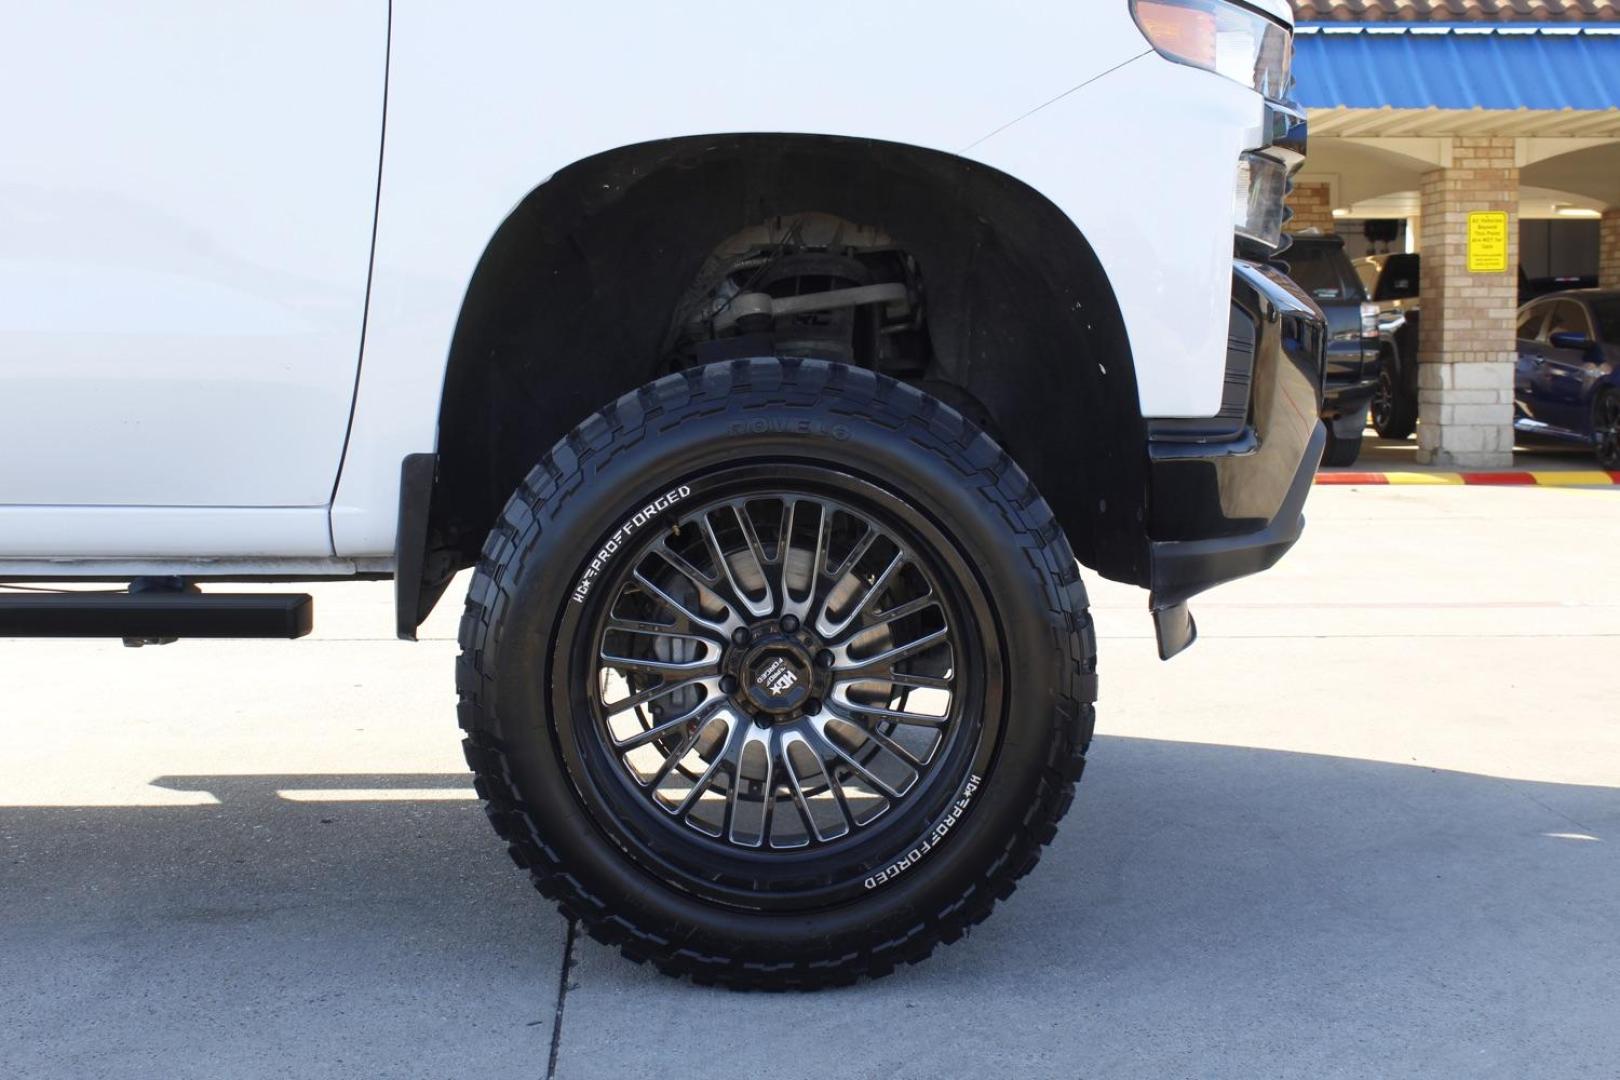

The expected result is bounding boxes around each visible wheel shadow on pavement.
[550,734,1620,1080]
[3,745,1617,1079]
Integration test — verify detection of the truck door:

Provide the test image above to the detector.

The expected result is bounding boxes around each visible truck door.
[0,5,386,557]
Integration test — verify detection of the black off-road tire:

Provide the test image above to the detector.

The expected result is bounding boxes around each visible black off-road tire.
[456,358,1097,989]
[1322,425,1364,467]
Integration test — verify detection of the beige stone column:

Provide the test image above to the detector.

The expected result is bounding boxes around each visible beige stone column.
[1286,181,1335,234]
[1600,208,1620,289]
[1415,138,1519,468]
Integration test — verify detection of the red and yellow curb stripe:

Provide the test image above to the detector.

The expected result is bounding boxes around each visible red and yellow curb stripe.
[1317,470,1620,487]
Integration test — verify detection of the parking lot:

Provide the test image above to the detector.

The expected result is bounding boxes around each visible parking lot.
[4,477,1618,1079]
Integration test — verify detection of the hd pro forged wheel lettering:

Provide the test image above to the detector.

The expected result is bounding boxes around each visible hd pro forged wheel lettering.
[865,771,981,890]
[457,359,1096,989]
[571,484,692,604]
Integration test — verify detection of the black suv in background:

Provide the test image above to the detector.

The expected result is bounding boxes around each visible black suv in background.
[1284,234,1379,465]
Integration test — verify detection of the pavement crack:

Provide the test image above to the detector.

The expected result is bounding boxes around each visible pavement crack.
[546,918,579,1080]
[1508,781,1596,836]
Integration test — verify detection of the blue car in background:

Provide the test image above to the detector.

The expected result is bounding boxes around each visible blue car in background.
[1515,290,1620,470]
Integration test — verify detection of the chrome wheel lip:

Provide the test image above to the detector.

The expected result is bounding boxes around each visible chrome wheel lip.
[581,480,975,860]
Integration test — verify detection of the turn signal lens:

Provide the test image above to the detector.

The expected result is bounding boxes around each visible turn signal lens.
[1132,0,1293,100]
[1134,0,1218,68]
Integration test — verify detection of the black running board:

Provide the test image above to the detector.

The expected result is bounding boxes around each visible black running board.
[0,593,313,640]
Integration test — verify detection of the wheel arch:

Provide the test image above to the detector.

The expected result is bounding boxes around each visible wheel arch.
[407,134,1148,635]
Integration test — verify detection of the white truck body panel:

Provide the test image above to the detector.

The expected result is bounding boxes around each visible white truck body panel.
[333,2,1270,556]
[0,3,386,555]
[0,1,1288,564]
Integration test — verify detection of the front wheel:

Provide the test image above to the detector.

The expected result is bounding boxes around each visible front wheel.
[457,359,1096,988]
[1370,352,1417,441]
[1595,390,1620,471]
[1322,425,1365,467]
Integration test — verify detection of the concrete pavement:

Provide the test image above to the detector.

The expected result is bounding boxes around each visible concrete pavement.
[4,484,1618,1078]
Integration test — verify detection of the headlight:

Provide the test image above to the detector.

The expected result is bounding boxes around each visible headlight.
[1233,152,1287,250]
[1132,0,1292,100]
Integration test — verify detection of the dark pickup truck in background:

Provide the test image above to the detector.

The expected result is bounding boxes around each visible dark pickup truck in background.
[1284,234,1380,465]
[1353,252,1420,441]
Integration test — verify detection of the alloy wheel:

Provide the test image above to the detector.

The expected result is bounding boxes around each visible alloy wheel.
[584,487,973,858]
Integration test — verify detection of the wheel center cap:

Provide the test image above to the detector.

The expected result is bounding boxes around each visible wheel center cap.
[741,644,813,714]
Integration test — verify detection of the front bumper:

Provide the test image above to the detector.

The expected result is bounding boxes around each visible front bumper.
[1144,260,1327,657]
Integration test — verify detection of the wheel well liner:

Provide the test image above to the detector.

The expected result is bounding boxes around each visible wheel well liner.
[416,134,1148,631]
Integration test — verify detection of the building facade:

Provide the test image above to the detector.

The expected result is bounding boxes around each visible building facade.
[1288,0,1620,464]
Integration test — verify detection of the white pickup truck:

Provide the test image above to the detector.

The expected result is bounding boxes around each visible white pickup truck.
[1,1,1324,987]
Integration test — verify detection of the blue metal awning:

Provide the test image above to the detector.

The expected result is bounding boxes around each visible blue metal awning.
[1294,26,1620,111]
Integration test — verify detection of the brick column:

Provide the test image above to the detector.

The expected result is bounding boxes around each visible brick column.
[1286,181,1334,234]
[1601,208,1620,289]
[1415,138,1519,468]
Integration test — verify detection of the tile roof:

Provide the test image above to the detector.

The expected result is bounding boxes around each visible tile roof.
[1293,1,1619,21]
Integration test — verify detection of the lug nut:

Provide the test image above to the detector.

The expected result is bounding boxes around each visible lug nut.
[780,614,800,633]
[753,712,772,728]
[804,697,822,715]
[815,649,834,668]
[731,627,751,646]
[719,675,738,694]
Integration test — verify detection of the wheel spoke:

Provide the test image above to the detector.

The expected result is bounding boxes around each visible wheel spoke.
[805,715,913,800]
[633,565,734,637]
[831,626,950,679]
[779,731,848,843]
[732,503,776,592]
[815,549,906,641]
[644,715,712,790]
[614,696,721,750]
[725,723,774,848]
[604,674,716,717]
[839,714,928,768]
[698,512,774,619]
[780,498,835,621]
[598,649,717,678]
[752,746,777,848]
[868,670,952,692]
[827,684,950,728]
[866,591,938,627]
[826,522,878,584]
[670,716,736,817]
[810,502,833,581]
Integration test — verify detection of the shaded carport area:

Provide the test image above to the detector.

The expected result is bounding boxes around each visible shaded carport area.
[1288,21,1620,466]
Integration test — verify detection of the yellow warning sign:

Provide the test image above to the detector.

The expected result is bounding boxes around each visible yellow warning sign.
[1467,211,1509,273]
